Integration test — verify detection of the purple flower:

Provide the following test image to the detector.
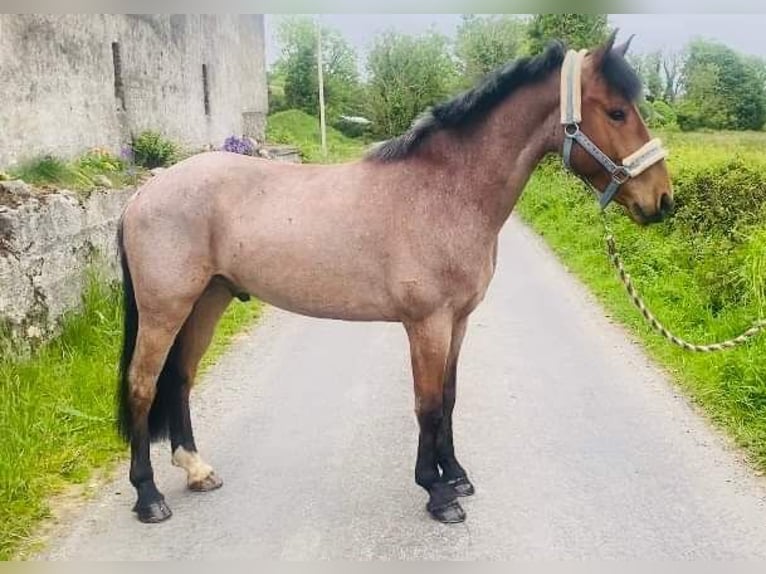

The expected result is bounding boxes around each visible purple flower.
[222,136,255,156]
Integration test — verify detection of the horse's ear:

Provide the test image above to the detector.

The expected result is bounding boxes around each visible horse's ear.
[614,34,635,58]
[592,29,619,68]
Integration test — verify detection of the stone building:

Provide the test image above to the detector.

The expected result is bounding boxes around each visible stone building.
[0,14,268,167]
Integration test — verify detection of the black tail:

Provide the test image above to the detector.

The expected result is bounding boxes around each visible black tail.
[117,221,183,443]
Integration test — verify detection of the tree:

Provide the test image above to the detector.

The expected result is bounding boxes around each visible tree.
[455,14,525,84]
[526,14,610,54]
[272,16,362,121]
[365,30,458,139]
[662,51,683,103]
[679,40,766,131]
[629,51,663,101]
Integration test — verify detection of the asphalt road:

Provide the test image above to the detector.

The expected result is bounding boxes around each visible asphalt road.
[45,218,766,560]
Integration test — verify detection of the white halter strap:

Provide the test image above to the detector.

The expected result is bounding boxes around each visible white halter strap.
[561,49,587,124]
[559,49,668,208]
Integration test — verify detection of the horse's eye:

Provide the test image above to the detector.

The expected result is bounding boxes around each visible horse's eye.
[608,109,627,122]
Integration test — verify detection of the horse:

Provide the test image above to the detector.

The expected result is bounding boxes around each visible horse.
[116,32,673,525]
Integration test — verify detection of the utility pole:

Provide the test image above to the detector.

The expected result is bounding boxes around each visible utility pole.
[316,16,328,158]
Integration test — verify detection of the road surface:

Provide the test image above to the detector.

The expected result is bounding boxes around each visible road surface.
[45,218,766,560]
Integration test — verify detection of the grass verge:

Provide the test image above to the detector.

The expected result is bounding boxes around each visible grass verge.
[0,274,261,559]
[517,159,766,473]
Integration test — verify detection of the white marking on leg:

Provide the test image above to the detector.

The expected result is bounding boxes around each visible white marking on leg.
[172,447,214,484]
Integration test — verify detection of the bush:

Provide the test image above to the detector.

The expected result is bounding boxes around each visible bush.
[672,158,766,238]
[647,100,678,129]
[130,131,177,169]
[331,116,371,139]
[365,31,457,139]
[676,99,705,132]
[76,149,125,175]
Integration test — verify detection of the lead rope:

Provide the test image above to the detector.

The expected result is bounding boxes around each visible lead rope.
[600,215,766,352]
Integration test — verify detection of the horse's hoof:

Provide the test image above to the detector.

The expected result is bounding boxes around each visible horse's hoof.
[133,498,172,523]
[448,476,475,497]
[189,471,224,492]
[427,499,466,524]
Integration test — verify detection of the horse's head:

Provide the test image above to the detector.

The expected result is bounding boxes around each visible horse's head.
[562,32,673,225]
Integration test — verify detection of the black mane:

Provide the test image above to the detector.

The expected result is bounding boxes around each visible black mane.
[366,41,641,163]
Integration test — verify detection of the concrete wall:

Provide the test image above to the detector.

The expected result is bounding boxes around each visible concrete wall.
[0,15,268,167]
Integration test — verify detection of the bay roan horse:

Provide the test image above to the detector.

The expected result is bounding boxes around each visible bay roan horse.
[117,32,673,525]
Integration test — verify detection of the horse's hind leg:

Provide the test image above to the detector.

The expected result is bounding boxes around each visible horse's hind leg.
[170,280,233,491]
[437,316,475,497]
[128,309,191,523]
[405,312,466,524]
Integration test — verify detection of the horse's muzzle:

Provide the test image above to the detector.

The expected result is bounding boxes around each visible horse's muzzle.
[633,192,674,225]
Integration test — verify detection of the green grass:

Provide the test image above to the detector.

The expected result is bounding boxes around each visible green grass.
[0,275,262,559]
[8,151,146,196]
[266,109,366,163]
[517,132,766,472]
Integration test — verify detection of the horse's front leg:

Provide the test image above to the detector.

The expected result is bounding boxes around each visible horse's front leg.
[437,316,475,497]
[405,312,466,524]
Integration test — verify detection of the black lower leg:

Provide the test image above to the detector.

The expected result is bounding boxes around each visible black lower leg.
[437,363,474,496]
[130,422,171,523]
[169,380,196,454]
[417,408,465,523]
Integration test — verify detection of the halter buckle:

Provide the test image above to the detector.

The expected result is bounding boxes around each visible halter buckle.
[612,166,631,185]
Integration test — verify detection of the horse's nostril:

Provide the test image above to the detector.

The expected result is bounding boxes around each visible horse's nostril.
[660,193,674,216]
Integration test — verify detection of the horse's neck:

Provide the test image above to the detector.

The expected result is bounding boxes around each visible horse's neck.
[450,77,561,232]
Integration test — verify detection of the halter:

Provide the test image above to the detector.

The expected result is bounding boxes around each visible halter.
[560,49,668,209]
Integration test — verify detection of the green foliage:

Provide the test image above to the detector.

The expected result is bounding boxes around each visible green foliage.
[266,109,365,163]
[267,71,288,115]
[9,156,92,190]
[630,51,664,101]
[741,228,766,313]
[131,131,177,169]
[679,40,766,131]
[455,14,525,84]
[8,150,141,194]
[76,150,124,175]
[331,116,370,139]
[527,14,610,54]
[273,16,362,122]
[0,275,262,559]
[672,158,766,238]
[518,130,766,472]
[646,100,678,129]
[365,30,457,139]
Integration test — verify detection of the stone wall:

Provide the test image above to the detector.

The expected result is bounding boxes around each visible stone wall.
[0,147,300,340]
[0,15,268,168]
[0,183,133,339]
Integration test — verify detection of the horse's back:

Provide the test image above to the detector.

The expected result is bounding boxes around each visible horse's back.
[121,152,403,319]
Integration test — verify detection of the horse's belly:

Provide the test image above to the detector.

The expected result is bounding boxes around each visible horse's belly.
[232,261,399,322]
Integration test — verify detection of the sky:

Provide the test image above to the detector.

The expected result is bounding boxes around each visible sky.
[265,14,766,68]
